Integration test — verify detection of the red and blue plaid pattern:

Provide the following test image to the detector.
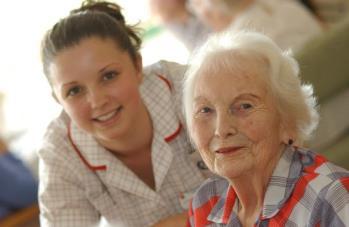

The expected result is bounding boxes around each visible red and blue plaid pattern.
[188,147,349,226]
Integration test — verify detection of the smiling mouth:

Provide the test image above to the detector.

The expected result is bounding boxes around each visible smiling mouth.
[93,106,123,122]
[215,146,244,154]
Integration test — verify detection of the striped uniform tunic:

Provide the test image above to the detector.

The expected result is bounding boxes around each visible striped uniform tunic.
[38,61,211,227]
[188,147,349,226]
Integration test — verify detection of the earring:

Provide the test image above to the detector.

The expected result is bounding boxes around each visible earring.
[288,139,294,145]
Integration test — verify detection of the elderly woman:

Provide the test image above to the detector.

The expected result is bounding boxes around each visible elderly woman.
[183,31,349,226]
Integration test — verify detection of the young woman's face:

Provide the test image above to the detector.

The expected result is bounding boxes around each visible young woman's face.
[49,37,143,143]
[190,58,285,180]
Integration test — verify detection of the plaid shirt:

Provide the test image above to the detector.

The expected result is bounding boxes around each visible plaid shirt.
[38,61,211,227]
[188,147,349,226]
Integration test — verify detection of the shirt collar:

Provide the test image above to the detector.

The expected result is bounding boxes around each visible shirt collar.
[69,120,109,171]
[261,146,303,218]
[207,186,240,225]
[67,72,182,198]
[140,72,182,190]
[207,146,303,224]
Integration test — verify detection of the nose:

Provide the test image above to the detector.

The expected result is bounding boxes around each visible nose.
[214,111,237,138]
[87,87,108,109]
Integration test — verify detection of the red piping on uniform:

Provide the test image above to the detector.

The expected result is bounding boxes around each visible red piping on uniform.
[155,74,180,142]
[165,123,182,143]
[67,123,107,171]
[156,74,172,91]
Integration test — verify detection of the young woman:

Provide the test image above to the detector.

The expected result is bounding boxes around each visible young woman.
[38,9,209,227]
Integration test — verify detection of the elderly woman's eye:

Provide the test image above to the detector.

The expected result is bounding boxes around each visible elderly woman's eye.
[200,107,212,114]
[231,102,253,114]
[240,103,253,110]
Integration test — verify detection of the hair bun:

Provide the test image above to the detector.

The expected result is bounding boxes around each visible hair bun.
[71,1,126,25]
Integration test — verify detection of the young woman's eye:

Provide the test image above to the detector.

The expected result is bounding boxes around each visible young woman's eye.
[103,71,118,81]
[66,86,82,97]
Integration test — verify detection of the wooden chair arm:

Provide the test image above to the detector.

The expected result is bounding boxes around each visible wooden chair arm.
[0,203,40,227]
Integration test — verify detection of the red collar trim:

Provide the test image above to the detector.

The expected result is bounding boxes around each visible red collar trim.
[156,74,172,91]
[164,123,182,143]
[155,73,181,143]
[67,122,107,171]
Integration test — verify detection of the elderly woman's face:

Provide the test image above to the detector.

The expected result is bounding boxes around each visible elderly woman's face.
[190,60,285,179]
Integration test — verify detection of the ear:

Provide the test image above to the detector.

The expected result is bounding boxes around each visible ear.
[279,119,297,145]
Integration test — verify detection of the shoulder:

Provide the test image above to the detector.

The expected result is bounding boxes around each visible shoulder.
[38,111,83,179]
[313,156,349,203]
[144,60,187,85]
[142,60,187,118]
[323,176,349,201]
[38,111,70,158]
[301,149,349,177]
[299,149,349,198]
[316,175,349,225]
[41,111,70,143]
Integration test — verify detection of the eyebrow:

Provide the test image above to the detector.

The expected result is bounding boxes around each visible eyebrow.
[60,81,78,94]
[98,62,120,73]
[193,96,208,104]
[193,93,260,103]
[234,93,260,101]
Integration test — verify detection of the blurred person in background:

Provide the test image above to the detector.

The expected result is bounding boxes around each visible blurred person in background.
[188,0,324,50]
[149,0,323,51]
[148,0,211,51]
[0,137,38,220]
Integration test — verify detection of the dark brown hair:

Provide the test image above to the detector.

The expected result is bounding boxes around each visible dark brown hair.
[71,1,141,51]
[41,5,142,83]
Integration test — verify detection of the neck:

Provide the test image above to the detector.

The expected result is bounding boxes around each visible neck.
[231,175,265,219]
[228,146,284,225]
[117,146,155,190]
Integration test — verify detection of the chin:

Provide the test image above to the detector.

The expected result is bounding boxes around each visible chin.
[217,169,243,180]
[215,162,253,180]
[95,128,124,141]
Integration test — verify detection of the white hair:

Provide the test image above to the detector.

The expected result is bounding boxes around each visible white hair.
[183,30,319,144]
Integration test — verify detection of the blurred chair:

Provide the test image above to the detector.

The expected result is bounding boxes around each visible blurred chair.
[0,203,39,227]
[295,15,349,169]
